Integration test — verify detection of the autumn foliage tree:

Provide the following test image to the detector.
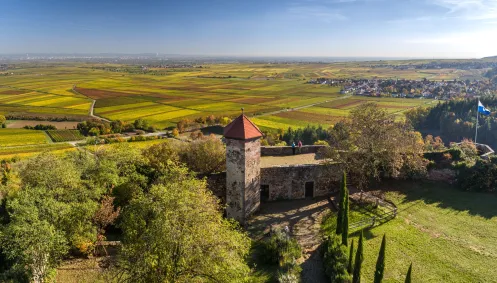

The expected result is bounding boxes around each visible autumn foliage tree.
[117,165,250,282]
[326,103,427,188]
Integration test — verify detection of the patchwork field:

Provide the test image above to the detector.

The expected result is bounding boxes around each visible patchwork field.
[0,62,448,132]
[0,129,50,147]
[46,130,85,142]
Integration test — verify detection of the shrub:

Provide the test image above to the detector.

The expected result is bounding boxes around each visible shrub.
[447,147,464,161]
[23,124,57,130]
[314,140,329,146]
[277,272,300,283]
[323,235,351,283]
[172,128,179,137]
[261,229,301,265]
[261,229,302,282]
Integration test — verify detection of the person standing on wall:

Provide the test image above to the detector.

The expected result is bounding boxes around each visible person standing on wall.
[298,140,303,154]
[292,141,296,155]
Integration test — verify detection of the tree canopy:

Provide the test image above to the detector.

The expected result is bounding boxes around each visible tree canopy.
[326,103,427,188]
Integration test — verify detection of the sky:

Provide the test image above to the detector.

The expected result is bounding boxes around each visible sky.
[1,0,497,58]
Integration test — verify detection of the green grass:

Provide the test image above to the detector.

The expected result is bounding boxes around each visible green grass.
[323,180,497,282]
[0,129,50,147]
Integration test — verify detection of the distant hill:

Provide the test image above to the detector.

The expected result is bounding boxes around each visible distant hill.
[482,55,497,61]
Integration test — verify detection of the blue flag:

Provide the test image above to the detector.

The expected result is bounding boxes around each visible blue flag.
[478,101,491,115]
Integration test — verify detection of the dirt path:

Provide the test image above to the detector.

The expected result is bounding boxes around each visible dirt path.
[248,198,333,283]
[88,99,111,122]
[71,85,110,122]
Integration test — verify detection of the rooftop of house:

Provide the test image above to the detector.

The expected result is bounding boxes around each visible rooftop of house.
[223,114,263,140]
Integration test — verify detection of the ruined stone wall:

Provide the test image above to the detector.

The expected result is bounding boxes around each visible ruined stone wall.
[225,138,261,223]
[261,145,327,156]
[260,164,341,201]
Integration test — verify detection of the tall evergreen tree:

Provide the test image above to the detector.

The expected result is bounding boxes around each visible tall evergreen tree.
[374,234,387,283]
[352,231,364,283]
[342,193,349,246]
[405,263,412,283]
[336,171,347,235]
[347,239,354,274]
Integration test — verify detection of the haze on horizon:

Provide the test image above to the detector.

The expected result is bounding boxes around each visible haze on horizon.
[1,0,497,59]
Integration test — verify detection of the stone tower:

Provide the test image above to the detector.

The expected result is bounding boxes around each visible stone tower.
[224,114,263,224]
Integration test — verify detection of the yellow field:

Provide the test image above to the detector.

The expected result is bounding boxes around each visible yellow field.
[0,62,453,132]
[0,129,50,147]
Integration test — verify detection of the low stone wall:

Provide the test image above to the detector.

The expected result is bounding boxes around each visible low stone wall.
[476,143,494,159]
[261,145,327,156]
[207,164,340,203]
[206,172,227,202]
[260,164,340,201]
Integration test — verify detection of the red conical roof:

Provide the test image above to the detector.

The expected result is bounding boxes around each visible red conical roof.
[224,114,263,140]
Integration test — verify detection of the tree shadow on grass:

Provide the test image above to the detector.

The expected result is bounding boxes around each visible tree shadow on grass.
[349,226,380,241]
[373,179,497,219]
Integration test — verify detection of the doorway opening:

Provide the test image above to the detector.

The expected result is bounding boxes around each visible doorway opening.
[260,185,270,202]
[305,182,314,198]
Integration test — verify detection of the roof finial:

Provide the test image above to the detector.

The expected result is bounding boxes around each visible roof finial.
[241,107,244,115]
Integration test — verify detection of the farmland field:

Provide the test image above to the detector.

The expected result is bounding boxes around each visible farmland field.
[0,143,75,160]
[6,120,79,129]
[323,180,497,282]
[0,62,457,134]
[0,129,50,147]
[46,130,85,142]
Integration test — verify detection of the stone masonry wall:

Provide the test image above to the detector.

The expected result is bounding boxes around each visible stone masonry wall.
[206,172,226,202]
[260,164,341,201]
[244,138,261,220]
[261,145,327,156]
[225,138,261,223]
[226,139,245,222]
[214,163,340,206]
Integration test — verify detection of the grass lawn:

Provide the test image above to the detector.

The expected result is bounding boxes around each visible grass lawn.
[324,180,497,282]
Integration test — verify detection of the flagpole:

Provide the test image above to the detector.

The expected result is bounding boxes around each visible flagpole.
[475,100,479,144]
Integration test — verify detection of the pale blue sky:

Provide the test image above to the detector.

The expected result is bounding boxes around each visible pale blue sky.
[1,0,496,58]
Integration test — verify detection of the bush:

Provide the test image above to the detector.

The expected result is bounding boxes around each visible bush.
[314,140,329,146]
[261,229,302,281]
[323,236,351,283]
[457,158,497,193]
[172,128,179,137]
[448,147,463,161]
[261,229,301,265]
[23,124,57,130]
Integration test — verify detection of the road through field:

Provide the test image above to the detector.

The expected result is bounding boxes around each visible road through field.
[72,85,110,122]
[89,100,110,122]
[253,94,352,118]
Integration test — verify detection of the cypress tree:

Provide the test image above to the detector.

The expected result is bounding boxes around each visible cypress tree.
[405,263,412,283]
[336,171,347,235]
[342,191,349,246]
[347,239,354,274]
[352,231,364,283]
[374,234,387,283]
